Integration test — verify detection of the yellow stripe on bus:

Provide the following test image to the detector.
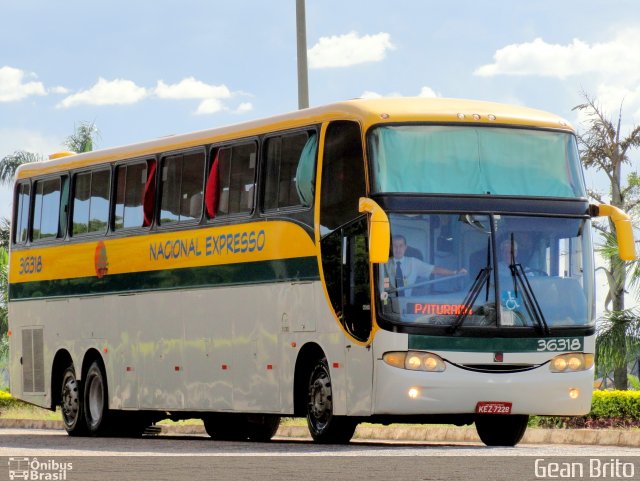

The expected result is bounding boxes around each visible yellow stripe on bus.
[10,221,316,284]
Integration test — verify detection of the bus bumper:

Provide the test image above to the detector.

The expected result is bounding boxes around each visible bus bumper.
[373,360,594,416]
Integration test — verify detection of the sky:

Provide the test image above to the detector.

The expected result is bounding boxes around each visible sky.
[1,0,639,310]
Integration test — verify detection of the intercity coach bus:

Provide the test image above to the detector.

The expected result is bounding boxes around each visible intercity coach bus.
[8,98,635,446]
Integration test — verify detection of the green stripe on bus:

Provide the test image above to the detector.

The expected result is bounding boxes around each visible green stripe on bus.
[409,335,584,353]
[9,256,320,301]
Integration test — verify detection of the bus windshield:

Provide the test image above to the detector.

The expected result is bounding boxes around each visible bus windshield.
[377,213,594,330]
[369,125,586,197]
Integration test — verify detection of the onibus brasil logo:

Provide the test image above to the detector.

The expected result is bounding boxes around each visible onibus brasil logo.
[8,457,73,480]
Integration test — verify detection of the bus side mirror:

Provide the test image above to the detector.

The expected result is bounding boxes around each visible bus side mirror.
[590,203,637,261]
[359,197,390,264]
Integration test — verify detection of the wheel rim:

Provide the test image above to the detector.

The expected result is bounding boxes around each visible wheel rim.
[87,372,104,426]
[61,372,80,427]
[308,364,332,433]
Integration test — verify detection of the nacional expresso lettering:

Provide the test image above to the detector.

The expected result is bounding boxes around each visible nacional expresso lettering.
[149,230,266,261]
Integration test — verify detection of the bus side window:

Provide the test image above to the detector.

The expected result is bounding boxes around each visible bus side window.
[320,121,366,233]
[14,182,31,244]
[209,141,257,218]
[114,160,156,230]
[32,177,62,241]
[159,150,205,225]
[263,130,317,211]
[72,169,110,236]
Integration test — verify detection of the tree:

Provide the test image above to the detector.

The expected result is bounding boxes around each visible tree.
[0,122,99,245]
[0,151,44,186]
[63,121,99,153]
[0,121,99,187]
[573,93,640,389]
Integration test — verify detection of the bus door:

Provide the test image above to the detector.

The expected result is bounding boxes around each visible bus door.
[320,120,373,415]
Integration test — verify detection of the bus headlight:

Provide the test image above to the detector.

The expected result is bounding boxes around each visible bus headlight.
[383,351,446,372]
[549,353,594,373]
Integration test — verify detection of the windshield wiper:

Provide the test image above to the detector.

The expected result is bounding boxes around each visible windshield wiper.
[448,239,492,334]
[509,263,550,335]
[507,234,550,335]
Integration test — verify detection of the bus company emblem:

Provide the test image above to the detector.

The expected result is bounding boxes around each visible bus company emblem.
[94,241,109,278]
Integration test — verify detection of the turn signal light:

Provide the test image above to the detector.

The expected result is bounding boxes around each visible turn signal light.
[383,351,446,372]
[549,353,594,373]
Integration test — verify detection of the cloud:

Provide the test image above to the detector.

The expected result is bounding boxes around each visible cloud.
[57,78,148,108]
[157,77,239,115]
[474,30,640,81]
[359,86,440,99]
[0,66,46,102]
[474,29,640,124]
[154,77,231,100]
[360,91,384,99]
[308,32,395,69]
[418,86,439,98]
[234,102,253,114]
[195,98,224,115]
[49,86,70,94]
[0,128,62,157]
[24,73,248,116]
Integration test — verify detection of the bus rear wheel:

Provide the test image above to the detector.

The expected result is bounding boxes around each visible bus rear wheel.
[475,414,529,446]
[84,361,110,436]
[60,366,88,436]
[306,358,357,444]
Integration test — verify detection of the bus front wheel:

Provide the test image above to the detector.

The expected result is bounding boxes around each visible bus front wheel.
[306,358,357,444]
[60,366,88,436]
[475,414,528,446]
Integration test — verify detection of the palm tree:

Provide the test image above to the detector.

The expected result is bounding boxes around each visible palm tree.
[0,122,99,243]
[0,151,45,186]
[573,93,640,389]
[64,121,99,153]
[0,121,99,187]
[596,309,640,389]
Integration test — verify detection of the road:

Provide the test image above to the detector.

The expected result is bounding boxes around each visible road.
[0,429,639,481]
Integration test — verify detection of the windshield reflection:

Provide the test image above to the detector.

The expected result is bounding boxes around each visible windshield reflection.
[377,214,593,330]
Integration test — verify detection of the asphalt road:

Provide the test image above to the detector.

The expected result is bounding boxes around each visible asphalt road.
[1,429,639,481]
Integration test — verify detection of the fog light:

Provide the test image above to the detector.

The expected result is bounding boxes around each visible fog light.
[408,388,419,399]
[569,388,580,399]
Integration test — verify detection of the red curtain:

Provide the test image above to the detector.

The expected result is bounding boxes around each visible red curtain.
[143,159,157,227]
[205,151,219,219]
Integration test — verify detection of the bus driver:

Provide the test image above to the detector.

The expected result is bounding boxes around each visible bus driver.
[386,234,467,297]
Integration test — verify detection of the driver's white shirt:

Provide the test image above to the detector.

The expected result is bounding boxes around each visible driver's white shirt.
[386,256,434,297]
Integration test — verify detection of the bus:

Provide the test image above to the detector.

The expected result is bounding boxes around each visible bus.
[8,98,635,446]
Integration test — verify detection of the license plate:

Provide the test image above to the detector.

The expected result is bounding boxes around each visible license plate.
[475,401,512,414]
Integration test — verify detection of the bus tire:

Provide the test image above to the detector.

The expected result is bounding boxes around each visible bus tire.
[83,361,110,436]
[109,412,150,438]
[203,414,250,440]
[60,366,88,436]
[306,358,357,444]
[475,414,528,446]
[246,415,281,442]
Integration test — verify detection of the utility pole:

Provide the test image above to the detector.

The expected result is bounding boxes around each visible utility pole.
[296,0,309,109]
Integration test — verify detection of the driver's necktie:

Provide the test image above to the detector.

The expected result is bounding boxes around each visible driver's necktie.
[396,261,405,297]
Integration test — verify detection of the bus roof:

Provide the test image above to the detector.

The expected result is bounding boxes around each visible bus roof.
[15,97,574,180]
